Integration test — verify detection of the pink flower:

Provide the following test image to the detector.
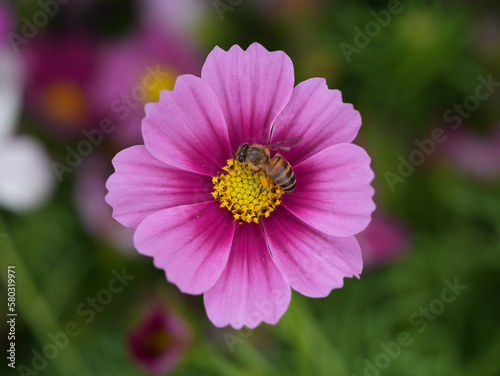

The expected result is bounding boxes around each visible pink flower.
[87,28,202,148]
[440,126,500,180]
[22,32,97,138]
[128,306,190,374]
[75,154,135,253]
[0,3,14,44]
[356,211,411,268]
[106,43,375,329]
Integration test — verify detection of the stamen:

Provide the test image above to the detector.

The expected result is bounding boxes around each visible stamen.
[212,159,284,223]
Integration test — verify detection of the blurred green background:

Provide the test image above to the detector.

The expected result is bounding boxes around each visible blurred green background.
[1,0,500,375]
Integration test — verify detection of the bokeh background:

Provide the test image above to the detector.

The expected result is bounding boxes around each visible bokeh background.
[1,0,500,375]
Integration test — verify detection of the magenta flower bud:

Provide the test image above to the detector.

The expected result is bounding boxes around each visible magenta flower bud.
[129,307,190,374]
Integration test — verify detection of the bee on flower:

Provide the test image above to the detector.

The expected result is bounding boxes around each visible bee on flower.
[106,43,375,329]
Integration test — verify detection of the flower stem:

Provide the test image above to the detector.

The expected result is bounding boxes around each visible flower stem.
[275,296,349,376]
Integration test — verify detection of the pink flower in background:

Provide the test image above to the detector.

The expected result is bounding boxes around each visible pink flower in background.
[88,28,202,148]
[440,126,500,180]
[106,43,375,328]
[0,3,13,42]
[356,212,410,268]
[23,32,97,139]
[129,306,190,374]
[75,154,135,252]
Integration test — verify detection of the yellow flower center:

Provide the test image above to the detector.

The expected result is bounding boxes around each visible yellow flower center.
[212,159,284,224]
[141,65,179,104]
[42,81,87,125]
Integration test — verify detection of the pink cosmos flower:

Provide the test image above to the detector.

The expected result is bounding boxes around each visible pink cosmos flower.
[23,32,97,139]
[356,211,410,268]
[106,43,375,329]
[440,126,500,180]
[88,28,202,148]
[75,154,135,253]
[0,3,13,42]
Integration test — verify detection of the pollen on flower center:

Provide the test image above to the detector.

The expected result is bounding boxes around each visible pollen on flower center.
[211,159,284,224]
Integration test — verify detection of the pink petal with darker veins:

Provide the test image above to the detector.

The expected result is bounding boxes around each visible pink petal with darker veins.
[270,78,362,165]
[142,74,231,176]
[264,208,362,298]
[106,146,213,229]
[204,223,291,329]
[134,201,235,295]
[284,143,375,237]
[201,43,295,150]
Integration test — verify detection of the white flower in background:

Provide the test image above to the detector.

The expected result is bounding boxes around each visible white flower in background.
[140,0,208,43]
[0,42,55,213]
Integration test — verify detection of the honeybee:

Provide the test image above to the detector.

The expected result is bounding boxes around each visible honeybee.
[235,138,301,194]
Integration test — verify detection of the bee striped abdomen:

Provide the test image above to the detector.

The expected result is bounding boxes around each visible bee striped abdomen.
[237,143,297,195]
[267,155,296,193]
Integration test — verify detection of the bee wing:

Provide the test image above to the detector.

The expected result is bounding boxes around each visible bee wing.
[267,137,303,152]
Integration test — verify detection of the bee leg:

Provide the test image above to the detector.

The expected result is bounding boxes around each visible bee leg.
[233,159,246,172]
[259,174,269,196]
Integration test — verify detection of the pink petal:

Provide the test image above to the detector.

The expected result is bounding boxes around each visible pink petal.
[134,201,235,295]
[201,43,294,150]
[106,145,213,229]
[270,78,362,165]
[283,143,375,237]
[263,209,362,298]
[142,74,231,176]
[204,223,291,329]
